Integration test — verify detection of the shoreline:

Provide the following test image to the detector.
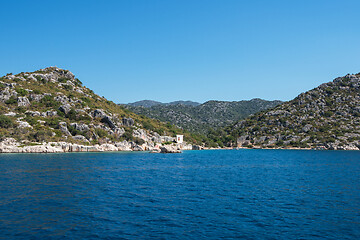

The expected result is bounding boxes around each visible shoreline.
[1,144,358,154]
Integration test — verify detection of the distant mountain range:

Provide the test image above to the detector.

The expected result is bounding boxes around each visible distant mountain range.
[124,99,282,134]
[127,100,201,107]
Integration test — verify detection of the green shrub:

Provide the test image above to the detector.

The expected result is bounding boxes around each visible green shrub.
[95,128,108,138]
[15,107,26,113]
[5,96,17,105]
[46,118,60,128]
[0,115,14,128]
[40,95,58,108]
[68,125,80,136]
[34,130,53,142]
[63,84,73,91]
[24,116,38,126]
[15,88,28,96]
[65,109,77,120]
[122,130,133,141]
[74,78,82,86]
[58,77,68,83]
[141,120,155,131]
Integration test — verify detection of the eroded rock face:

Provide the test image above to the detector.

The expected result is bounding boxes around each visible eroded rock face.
[160,145,181,153]
[70,123,90,132]
[115,141,132,151]
[16,120,32,128]
[26,111,40,117]
[29,93,51,102]
[133,129,150,142]
[72,135,89,143]
[4,112,16,116]
[132,144,144,151]
[113,127,125,136]
[17,97,30,107]
[59,122,71,136]
[54,95,70,105]
[41,111,57,117]
[122,117,134,127]
[101,116,116,129]
[59,104,72,114]
[0,87,17,102]
[93,109,106,118]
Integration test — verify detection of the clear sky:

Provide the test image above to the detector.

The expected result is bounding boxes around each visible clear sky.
[1,0,359,103]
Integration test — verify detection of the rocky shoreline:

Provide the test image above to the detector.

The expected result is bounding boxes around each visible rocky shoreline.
[1,137,358,154]
[0,138,197,153]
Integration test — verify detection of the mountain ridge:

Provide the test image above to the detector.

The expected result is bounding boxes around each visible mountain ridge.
[127,100,201,107]
[125,98,283,134]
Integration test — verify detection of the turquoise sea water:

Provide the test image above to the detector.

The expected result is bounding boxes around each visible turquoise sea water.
[0,149,359,239]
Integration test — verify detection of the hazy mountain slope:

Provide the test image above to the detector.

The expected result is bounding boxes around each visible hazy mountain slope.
[127,100,163,107]
[0,67,202,149]
[127,100,200,107]
[126,98,282,134]
[225,73,360,150]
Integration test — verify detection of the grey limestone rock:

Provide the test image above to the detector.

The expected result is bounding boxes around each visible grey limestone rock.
[160,145,181,153]
[0,87,17,102]
[59,104,72,114]
[17,96,30,107]
[59,122,71,136]
[101,115,116,129]
[92,109,106,118]
[72,135,90,143]
[41,111,57,117]
[122,117,134,127]
[25,111,41,117]
[70,123,90,132]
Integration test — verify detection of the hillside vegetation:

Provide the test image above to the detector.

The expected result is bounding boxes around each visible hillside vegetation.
[0,67,204,147]
[222,73,360,150]
[127,100,200,107]
[125,99,282,134]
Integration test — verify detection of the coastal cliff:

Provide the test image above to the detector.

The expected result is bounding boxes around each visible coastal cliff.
[0,67,198,153]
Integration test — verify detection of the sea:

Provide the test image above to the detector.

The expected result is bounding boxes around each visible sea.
[0,149,359,239]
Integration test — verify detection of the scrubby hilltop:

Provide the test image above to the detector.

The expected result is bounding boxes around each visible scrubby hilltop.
[226,73,360,150]
[0,67,199,152]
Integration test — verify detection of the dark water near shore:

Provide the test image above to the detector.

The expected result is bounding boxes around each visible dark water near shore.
[0,150,360,239]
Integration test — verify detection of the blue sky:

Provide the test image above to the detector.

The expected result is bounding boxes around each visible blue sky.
[1,0,359,103]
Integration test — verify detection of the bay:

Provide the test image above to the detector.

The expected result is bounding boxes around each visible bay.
[0,150,359,239]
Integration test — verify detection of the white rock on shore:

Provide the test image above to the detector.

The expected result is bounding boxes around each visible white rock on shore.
[0,138,198,153]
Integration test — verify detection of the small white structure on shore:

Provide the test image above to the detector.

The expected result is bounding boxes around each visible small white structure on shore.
[176,135,183,143]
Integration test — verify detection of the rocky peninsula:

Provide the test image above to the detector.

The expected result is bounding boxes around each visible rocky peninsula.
[0,67,200,153]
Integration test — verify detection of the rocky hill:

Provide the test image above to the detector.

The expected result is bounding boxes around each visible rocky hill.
[125,99,282,134]
[226,73,360,150]
[0,67,199,153]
